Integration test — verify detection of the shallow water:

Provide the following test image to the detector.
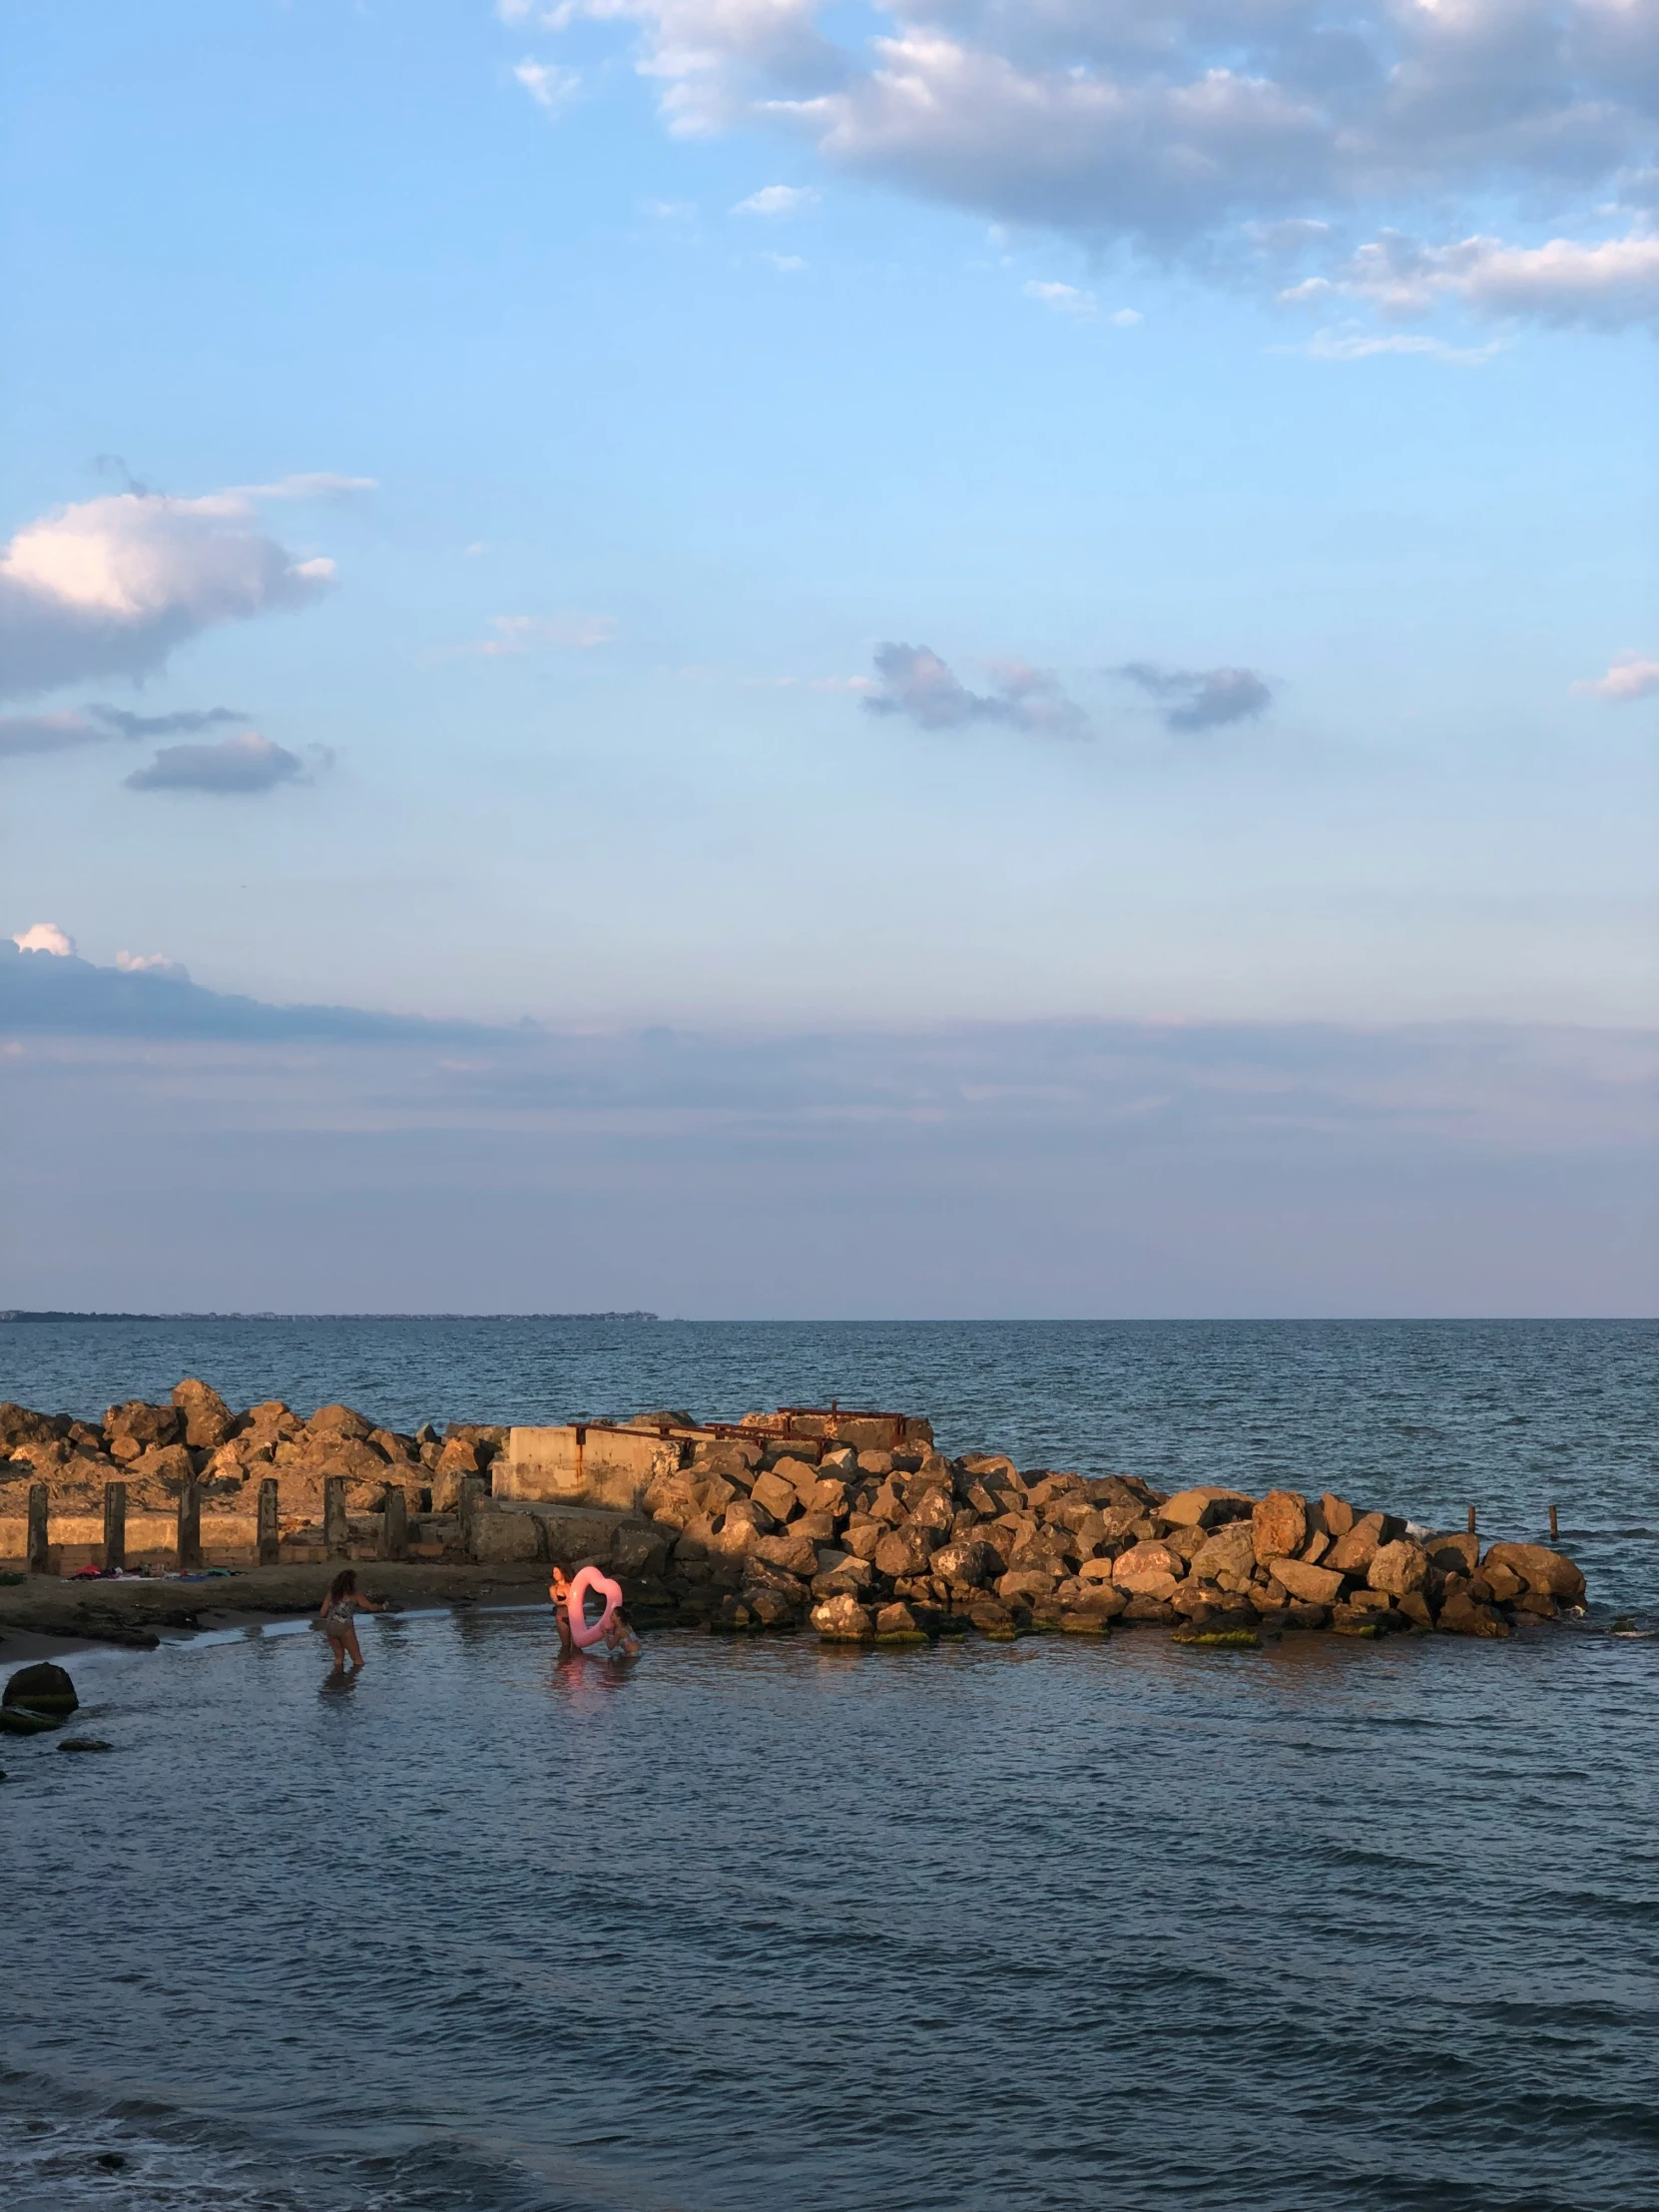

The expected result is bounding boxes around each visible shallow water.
[2,1320,1656,2210]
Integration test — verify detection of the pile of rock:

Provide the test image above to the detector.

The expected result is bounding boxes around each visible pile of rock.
[638,1419,1585,1644]
[0,1382,503,1532]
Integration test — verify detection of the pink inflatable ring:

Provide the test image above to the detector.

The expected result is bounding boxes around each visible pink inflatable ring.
[566,1565,624,1652]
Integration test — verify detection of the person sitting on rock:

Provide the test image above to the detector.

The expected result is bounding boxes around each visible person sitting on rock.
[315,1568,387,1674]
[548,1566,574,1658]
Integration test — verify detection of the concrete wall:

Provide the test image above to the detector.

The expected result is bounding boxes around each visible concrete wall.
[495,1424,682,1513]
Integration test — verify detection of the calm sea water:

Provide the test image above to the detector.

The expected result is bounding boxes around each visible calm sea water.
[2,1321,1656,2211]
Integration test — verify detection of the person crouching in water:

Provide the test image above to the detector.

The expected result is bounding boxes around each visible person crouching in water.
[316,1568,387,1674]
[548,1565,574,1657]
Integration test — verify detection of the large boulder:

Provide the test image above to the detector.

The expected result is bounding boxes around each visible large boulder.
[1270,1555,1346,1606]
[1481,1542,1585,1604]
[104,1399,180,1450]
[1329,1511,1403,1575]
[930,1538,997,1589]
[749,1468,802,1522]
[1252,1489,1308,1564]
[1368,1540,1429,1597]
[1159,1486,1254,1528]
[1437,1590,1511,1639]
[905,1485,956,1538]
[1424,1531,1479,1574]
[3,1661,78,1716]
[307,1402,373,1440]
[1190,1520,1257,1584]
[171,1378,234,1449]
[749,1530,820,1579]
[1111,1538,1185,1594]
[873,1523,937,1580]
[0,1403,62,1450]
[874,1601,930,1645]
[471,1507,541,1562]
[811,1593,873,1642]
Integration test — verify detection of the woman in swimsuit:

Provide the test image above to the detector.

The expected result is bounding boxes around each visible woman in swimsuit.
[548,1565,574,1657]
[315,1568,387,1673]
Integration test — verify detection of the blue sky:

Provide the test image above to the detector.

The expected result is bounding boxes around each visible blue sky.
[0,0,1654,1311]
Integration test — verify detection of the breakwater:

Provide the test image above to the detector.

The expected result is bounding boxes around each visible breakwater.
[0,1383,1586,1645]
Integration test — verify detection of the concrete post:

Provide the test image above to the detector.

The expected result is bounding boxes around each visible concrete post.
[382,1482,408,1561]
[104,1479,127,1573]
[323,1476,349,1560]
[177,1480,202,1571]
[27,1482,50,1574]
[258,1476,279,1567]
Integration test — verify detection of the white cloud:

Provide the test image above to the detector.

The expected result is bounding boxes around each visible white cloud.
[1295,325,1502,365]
[761,250,807,270]
[116,950,190,978]
[1575,652,1659,701]
[13,922,76,955]
[1111,307,1143,327]
[1024,279,1096,318]
[1288,230,1659,329]
[732,183,820,216]
[468,612,619,655]
[514,2,1659,325]
[0,480,350,700]
[515,58,582,111]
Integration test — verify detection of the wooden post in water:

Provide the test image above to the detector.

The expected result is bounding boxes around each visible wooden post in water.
[1466,1505,1477,1536]
[177,1479,202,1571]
[382,1482,408,1562]
[27,1481,50,1575]
[323,1476,349,1560]
[258,1476,280,1567]
[458,1474,483,1562]
[104,1479,127,1573]
[1548,1502,1559,1541]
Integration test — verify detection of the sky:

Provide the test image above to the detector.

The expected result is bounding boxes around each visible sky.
[0,0,1655,1314]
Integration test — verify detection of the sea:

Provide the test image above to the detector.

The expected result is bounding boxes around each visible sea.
[1,1318,1655,2212]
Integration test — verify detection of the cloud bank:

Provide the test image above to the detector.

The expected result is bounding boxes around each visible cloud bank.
[0,476,360,700]
[509,1,1659,327]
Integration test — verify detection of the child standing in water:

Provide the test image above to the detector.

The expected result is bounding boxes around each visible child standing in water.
[315,1568,387,1673]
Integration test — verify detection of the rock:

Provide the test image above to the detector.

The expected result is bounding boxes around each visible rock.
[874,1601,930,1645]
[1119,1593,1178,1624]
[1159,1486,1254,1527]
[3,1661,78,1716]
[1513,1590,1558,1619]
[966,1599,1020,1640]
[1252,1488,1308,1564]
[997,1569,1057,1603]
[1397,1592,1433,1629]
[905,1485,956,1537]
[433,1435,481,1477]
[1266,1555,1345,1606]
[1481,1542,1585,1604]
[57,1738,114,1753]
[1009,1526,1078,1577]
[749,1468,801,1522]
[1284,1601,1330,1630]
[873,1524,937,1580]
[1437,1590,1511,1639]
[750,1531,820,1578]
[1330,1605,1382,1637]
[1368,1540,1429,1597]
[842,1519,884,1562]
[1190,1520,1257,1583]
[307,1403,373,1440]
[1319,1492,1357,1539]
[1425,1530,1479,1574]
[811,1593,873,1641]
[1173,1618,1261,1649]
[0,1402,60,1450]
[104,1399,180,1450]
[740,1584,800,1629]
[1111,1539,1185,1592]
[1328,1511,1401,1575]
[1058,1597,1117,1634]
[170,1378,234,1449]
[0,1707,63,1736]
[856,1449,895,1477]
[930,1538,998,1589]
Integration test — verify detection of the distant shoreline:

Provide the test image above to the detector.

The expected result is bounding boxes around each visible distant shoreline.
[0,1311,661,1325]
